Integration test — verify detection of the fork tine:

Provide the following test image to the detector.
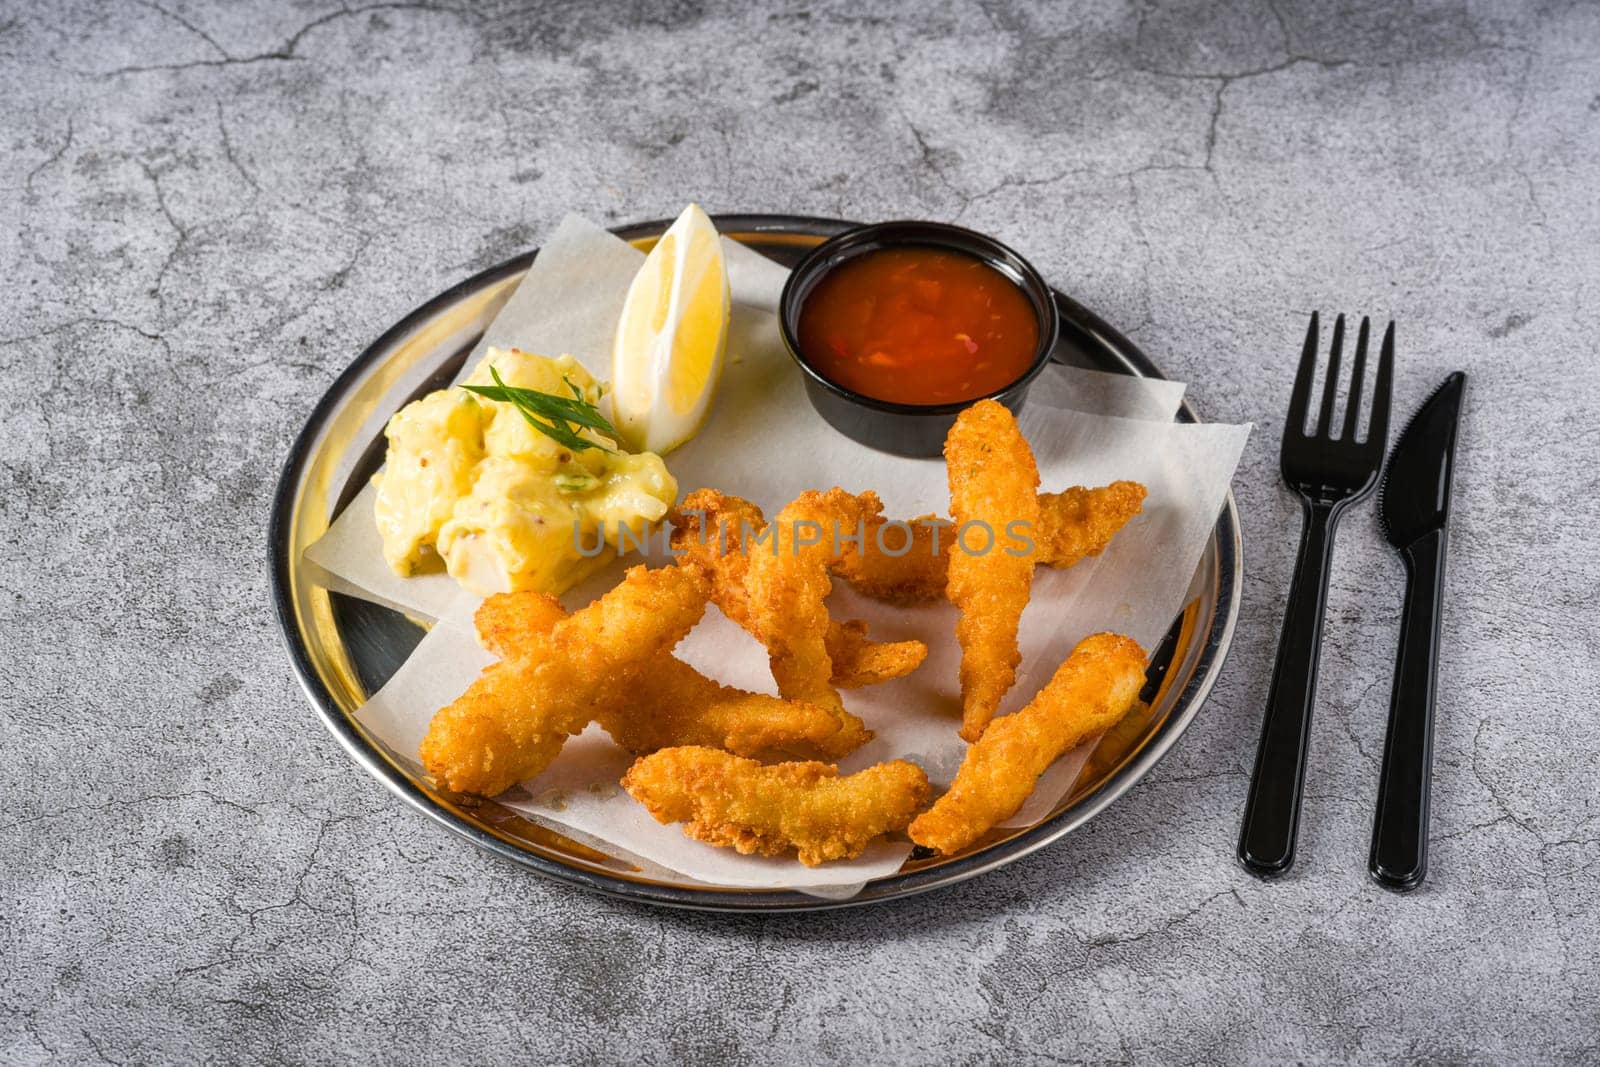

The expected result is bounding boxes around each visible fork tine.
[1317,314,1345,436]
[1286,311,1320,436]
[1342,317,1371,439]
[1366,321,1396,449]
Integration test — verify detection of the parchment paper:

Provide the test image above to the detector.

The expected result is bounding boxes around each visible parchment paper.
[306,214,1249,891]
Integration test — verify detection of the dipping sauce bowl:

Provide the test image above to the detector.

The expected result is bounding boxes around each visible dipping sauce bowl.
[778,220,1060,457]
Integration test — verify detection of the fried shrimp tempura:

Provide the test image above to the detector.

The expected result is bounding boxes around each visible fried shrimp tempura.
[670,490,926,688]
[473,590,848,760]
[908,632,1148,856]
[744,488,875,710]
[418,565,709,797]
[472,587,569,657]
[622,746,932,866]
[828,483,1147,603]
[671,490,924,689]
[1035,481,1148,570]
[829,514,952,604]
[945,400,1041,741]
[823,619,928,689]
[599,669,849,760]
[670,489,930,751]
[669,488,765,634]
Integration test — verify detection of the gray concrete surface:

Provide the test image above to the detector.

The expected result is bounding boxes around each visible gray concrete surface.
[3,0,1598,1062]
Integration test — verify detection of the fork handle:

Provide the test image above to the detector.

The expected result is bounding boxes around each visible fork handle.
[1238,498,1342,878]
[1368,527,1446,891]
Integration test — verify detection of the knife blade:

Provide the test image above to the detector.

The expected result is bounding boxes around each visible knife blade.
[1370,371,1466,891]
[1378,372,1466,550]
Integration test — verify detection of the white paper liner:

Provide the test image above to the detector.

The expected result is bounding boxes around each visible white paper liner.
[305,214,1249,891]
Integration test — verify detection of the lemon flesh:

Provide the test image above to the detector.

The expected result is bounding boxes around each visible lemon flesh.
[612,203,731,454]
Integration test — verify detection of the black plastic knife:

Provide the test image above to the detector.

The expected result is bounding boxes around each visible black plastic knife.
[1369,371,1466,891]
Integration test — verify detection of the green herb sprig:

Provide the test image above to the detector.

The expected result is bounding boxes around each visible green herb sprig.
[461,368,618,454]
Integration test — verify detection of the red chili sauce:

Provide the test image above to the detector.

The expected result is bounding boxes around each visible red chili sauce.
[796,246,1040,406]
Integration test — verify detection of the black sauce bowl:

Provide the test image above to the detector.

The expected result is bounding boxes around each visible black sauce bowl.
[777,220,1060,458]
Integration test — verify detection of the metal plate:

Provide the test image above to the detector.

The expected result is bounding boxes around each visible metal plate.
[269,214,1243,911]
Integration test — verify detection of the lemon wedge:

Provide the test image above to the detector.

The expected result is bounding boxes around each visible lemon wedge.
[611,203,731,454]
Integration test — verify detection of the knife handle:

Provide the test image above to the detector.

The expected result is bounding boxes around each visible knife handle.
[1369,527,1447,891]
[1238,499,1342,878]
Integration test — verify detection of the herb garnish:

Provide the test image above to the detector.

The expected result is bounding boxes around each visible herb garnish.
[461,368,618,454]
[552,472,601,493]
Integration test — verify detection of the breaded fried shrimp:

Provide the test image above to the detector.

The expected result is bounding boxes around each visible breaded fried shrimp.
[823,619,929,689]
[945,400,1041,741]
[827,484,1147,601]
[829,514,953,603]
[622,746,931,866]
[418,565,709,796]
[743,488,873,712]
[472,589,850,760]
[909,633,1148,856]
[669,491,926,691]
[1035,481,1148,570]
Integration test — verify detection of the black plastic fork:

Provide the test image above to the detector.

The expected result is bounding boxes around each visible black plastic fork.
[1238,312,1394,879]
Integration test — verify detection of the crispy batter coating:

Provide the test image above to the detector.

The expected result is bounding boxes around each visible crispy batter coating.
[622,746,932,866]
[744,488,875,711]
[418,565,709,796]
[598,668,848,760]
[828,484,1146,602]
[1035,481,1148,570]
[670,488,932,752]
[472,588,569,658]
[908,632,1148,856]
[473,590,848,760]
[945,400,1042,741]
[670,490,925,691]
[823,619,928,689]
[419,665,572,796]
[829,514,953,604]
[669,488,765,632]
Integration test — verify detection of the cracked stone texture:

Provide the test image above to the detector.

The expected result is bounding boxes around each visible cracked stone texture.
[3,0,1598,1062]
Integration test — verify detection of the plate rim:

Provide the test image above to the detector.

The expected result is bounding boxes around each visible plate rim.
[268,212,1243,912]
